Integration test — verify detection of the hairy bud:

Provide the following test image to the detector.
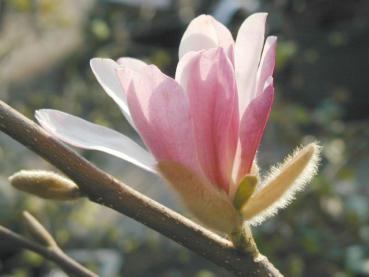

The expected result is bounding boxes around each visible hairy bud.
[242,143,321,225]
[9,170,82,200]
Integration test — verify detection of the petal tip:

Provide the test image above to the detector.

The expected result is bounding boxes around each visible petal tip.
[251,12,268,19]
[89,57,110,68]
[89,57,98,65]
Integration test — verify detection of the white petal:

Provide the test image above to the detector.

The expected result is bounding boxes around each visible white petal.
[178,15,234,59]
[35,109,157,173]
[235,13,267,116]
[90,58,128,113]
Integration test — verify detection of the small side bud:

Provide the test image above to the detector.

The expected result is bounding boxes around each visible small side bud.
[242,143,321,225]
[22,211,58,248]
[9,170,82,200]
[233,175,258,210]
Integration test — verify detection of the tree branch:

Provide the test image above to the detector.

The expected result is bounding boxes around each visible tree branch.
[0,100,282,276]
[0,225,97,277]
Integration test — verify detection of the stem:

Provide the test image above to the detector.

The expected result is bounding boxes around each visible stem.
[230,224,283,277]
[0,100,282,276]
[230,224,260,259]
[0,225,98,277]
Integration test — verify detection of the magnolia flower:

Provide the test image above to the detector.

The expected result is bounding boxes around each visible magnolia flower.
[36,13,320,234]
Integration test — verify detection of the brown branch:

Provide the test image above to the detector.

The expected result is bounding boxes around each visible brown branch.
[0,100,283,276]
[0,225,98,277]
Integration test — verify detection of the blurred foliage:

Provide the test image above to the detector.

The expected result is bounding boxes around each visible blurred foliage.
[0,0,369,276]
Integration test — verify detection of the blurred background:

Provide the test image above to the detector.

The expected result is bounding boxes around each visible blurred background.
[0,0,368,276]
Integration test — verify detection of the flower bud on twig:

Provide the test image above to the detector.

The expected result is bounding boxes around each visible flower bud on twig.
[9,170,82,200]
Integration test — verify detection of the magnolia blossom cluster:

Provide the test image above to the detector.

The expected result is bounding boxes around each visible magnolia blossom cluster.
[36,13,320,234]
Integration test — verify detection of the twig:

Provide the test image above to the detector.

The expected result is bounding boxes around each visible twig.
[0,100,283,276]
[22,211,59,248]
[0,225,98,277]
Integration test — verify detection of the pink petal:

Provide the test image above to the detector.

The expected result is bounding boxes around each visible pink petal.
[256,36,277,96]
[236,78,274,181]
[116,64,201,175]
[175,50,198,82]
[178,15,234,60]
[177,47,239,192]
[235,13,267,116]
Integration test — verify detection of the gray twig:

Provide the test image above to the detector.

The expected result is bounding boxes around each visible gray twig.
[0,223,97,276]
